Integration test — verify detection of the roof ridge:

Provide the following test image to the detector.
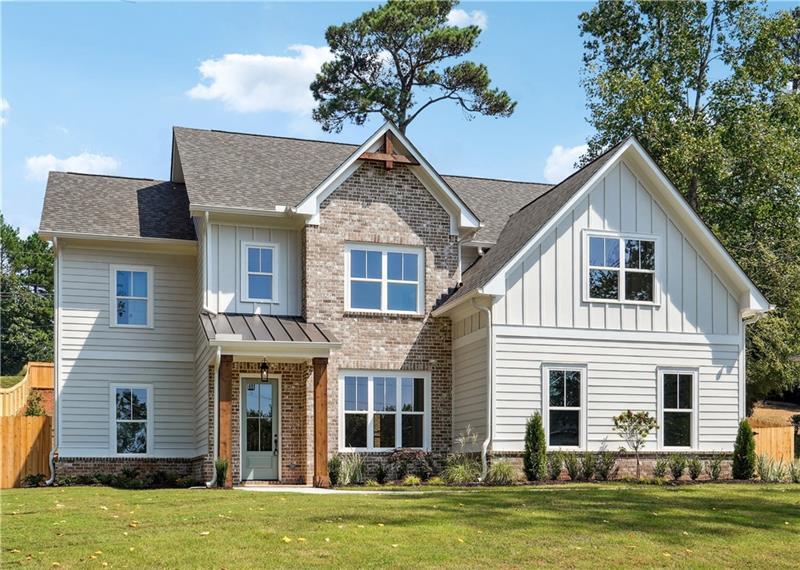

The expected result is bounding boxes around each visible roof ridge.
[443,173,552,186]
[59,171,163,182]
[174,125,359,148]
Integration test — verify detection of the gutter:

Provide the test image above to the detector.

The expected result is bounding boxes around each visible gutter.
[472,298,493,481]
[205,346,222,488]
[46,237,60,485]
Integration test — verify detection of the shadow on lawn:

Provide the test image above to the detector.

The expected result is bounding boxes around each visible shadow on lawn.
[311,485,799,545]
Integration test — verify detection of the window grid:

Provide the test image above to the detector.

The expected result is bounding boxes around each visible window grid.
[661,371,695,449]
[346,245,422,314]
[587,234,656,303]
[112,385,151,455]
[546,369,582,448]
[110,265,152,328]
[244,244,275,302]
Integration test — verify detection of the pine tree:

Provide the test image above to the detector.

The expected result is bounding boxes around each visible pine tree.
[732,420,757,480]
[523,413,547,481]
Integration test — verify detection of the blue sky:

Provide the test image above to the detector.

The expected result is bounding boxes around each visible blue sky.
[0,1,687,235]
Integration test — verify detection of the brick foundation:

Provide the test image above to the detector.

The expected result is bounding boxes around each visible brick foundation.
[56,456,203,482]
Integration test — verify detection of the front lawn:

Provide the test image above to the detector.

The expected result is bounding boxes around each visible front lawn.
[0,365,26,389]
[2,484,798,568]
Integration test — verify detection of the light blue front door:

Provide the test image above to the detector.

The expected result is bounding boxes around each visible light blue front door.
[242,380,279,480]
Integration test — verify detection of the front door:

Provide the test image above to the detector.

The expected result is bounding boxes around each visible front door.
[242,379,279,480]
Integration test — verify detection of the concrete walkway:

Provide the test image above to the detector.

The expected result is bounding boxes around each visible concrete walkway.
[234,485,423,495]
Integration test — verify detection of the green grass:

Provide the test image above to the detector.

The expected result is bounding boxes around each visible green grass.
[1,365,26,389]
[2,484,799,568]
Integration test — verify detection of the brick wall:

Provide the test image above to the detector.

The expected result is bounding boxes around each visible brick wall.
[56,456,200,480]
[304,161,458,457]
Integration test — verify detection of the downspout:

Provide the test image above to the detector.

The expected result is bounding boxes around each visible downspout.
[205,346,222,488]
[46,237,60,485]
[472,298,493,481]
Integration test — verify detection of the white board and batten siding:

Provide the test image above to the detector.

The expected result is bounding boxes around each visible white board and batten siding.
[451,310,489,450]
[488,159,745,452]
[58,245,199,458]
[205,223,302,316]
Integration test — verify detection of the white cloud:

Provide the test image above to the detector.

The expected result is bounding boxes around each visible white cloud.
[543,143,589,183]
[186,45,333,114]
[0,98,9,125]
[447,8,488,30]
[25,152,120,181]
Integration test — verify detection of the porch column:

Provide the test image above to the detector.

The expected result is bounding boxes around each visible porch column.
[219,354,233,488]
[312,357,330,488]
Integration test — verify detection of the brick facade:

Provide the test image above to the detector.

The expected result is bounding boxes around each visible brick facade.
[303,161,459,458]
[56,456,202,481]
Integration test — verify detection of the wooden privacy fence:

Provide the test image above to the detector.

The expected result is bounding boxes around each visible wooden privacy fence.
[752,425,796,463]
[0,416,52,488]
[0,363,54,416]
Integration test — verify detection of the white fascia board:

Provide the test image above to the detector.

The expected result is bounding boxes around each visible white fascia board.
[482,140,634,296]
[37,231,197,254]
[208,339,341,359]
[294,121,480,231]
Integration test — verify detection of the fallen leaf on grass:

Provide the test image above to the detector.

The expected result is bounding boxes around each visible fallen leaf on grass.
[324,538,330,543]
[94,551,102,555]
[391,544,399,548]
[199,532,210,536]
[55,504,65,509]
[281,536,292,543]
[129,548,134,552]
[663,553,671,558]
[378,523,384,527]
[10,549,21,553]
[357,525,365,529]
[100,506,108,510]
[52,563,60,567]
[297,538,307,543]
[457,538,464,543]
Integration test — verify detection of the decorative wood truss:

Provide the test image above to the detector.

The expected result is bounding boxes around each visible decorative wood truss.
[358,132,419,170]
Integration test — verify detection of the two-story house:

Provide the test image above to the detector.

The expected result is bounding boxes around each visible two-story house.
[38,122,770,486]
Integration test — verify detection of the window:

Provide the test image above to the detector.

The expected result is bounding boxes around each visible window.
[110,265,152,327]
[660,371,695,448]
[542,366,585,448]
[241,242,275,302]
[341,372,430,450]
[112,385,151,455]
[586,233,656,303]
[345,245,423,313]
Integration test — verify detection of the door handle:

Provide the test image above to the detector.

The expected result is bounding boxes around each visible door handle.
[273,433,278,455]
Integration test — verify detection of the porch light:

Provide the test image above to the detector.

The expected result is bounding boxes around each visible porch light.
[259,358,270,381]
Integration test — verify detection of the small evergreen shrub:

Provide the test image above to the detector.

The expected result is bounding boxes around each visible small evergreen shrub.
[653,457,669,479]
[563,452,581,481]
[24,391,46,416]
[387,449,434,481]
[687,457,703,481]
[22,473,46,487]
[595,449,617,481]
[668,455,687,480]
[214,458,228,487]
[485,459,518,486]
[708,456,724,481]
[364,479,380,487]
[428,476,444,486]
[732,420,756,480]
[328,454,342,486]
[580,452,597,480]
[547,452,564,481]
[339,452,365,485]
[523,413,547,481]
[402,474,421,486]
[375,461,388,485]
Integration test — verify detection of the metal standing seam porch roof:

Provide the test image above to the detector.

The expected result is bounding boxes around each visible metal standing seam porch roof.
[200,313,339,344]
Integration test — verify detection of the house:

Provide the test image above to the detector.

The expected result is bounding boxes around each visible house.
[37,122,770,486]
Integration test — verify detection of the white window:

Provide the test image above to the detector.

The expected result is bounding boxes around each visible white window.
[110,265,153,327]
[241,242,276,303]
[345,244,424,314]
[541,365,586,449]
[340,371,431,451]
[658,370,697,449]
[110,384,152,455]
[584,232,658,304]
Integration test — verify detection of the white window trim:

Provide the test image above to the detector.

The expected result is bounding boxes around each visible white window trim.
[109,264,154,328]
[657,368,699,451]
[240,241,279,304]
[540,364,588,451]
[581,229,662,306]
[338,370,432,452]
[109,383,154,456]
[344,243,425,315]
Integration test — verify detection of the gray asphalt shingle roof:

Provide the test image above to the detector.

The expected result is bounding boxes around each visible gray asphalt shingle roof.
[39,172,195,241]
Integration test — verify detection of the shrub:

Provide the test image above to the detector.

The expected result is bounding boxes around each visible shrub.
[595,448,618,481]
[402,474,421,486]
[790,460,800,484]
[428,476,444,486]
[687,457,703,481]
[708,456,724,481]
[580,452,597,481]
[523,413,547,481]
[442,425,481,485]
[214,459,228,488]
[375,461,388,485]
[364,479,380,487]
[339,453,365,485]
[612,410,658,479]
[757,454,788,483]
[547,452,564,481]
[732,420,756,480]
[563,452,581,481]
[387,448,434,481]
[668,455,687,480]
[328,454,342,486]
[24,391,46,416]
[653,457,669,479]
[485,459,518,486]
[22,473,46,487]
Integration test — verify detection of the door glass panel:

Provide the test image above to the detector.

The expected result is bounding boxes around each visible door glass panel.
[260,418,273,451]
[245,382,274,452]
[246,418,260,451]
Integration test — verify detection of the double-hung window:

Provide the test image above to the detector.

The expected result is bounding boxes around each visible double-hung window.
[660,371,696,448]
[110,265,153,327]
[543,366,585,448]
[241,242,275,303]
[346,245,423,314]
[111,384,152,455]
[341,372,430,450]
[586,233,657,303]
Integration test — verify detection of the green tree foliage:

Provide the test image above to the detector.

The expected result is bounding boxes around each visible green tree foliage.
[1,216,54,373]
[579,2,800,403]
[311,0,515,133]
[732,419,757,480]
[613,410,658,479]
[523,412,547,481]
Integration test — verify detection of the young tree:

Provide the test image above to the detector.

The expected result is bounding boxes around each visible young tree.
[579,1,800,403]
[612,410,658,479]
[311,0,515,133]
[732,419,757,480]
[523,412,547,481]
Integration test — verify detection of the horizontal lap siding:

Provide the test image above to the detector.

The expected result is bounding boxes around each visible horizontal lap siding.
[59,246,197,457]
[493,333,740,452]
[452,328,488,450]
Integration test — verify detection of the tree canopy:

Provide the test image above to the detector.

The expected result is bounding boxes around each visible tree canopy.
[579,1,800,403]
[311,0,515,133]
